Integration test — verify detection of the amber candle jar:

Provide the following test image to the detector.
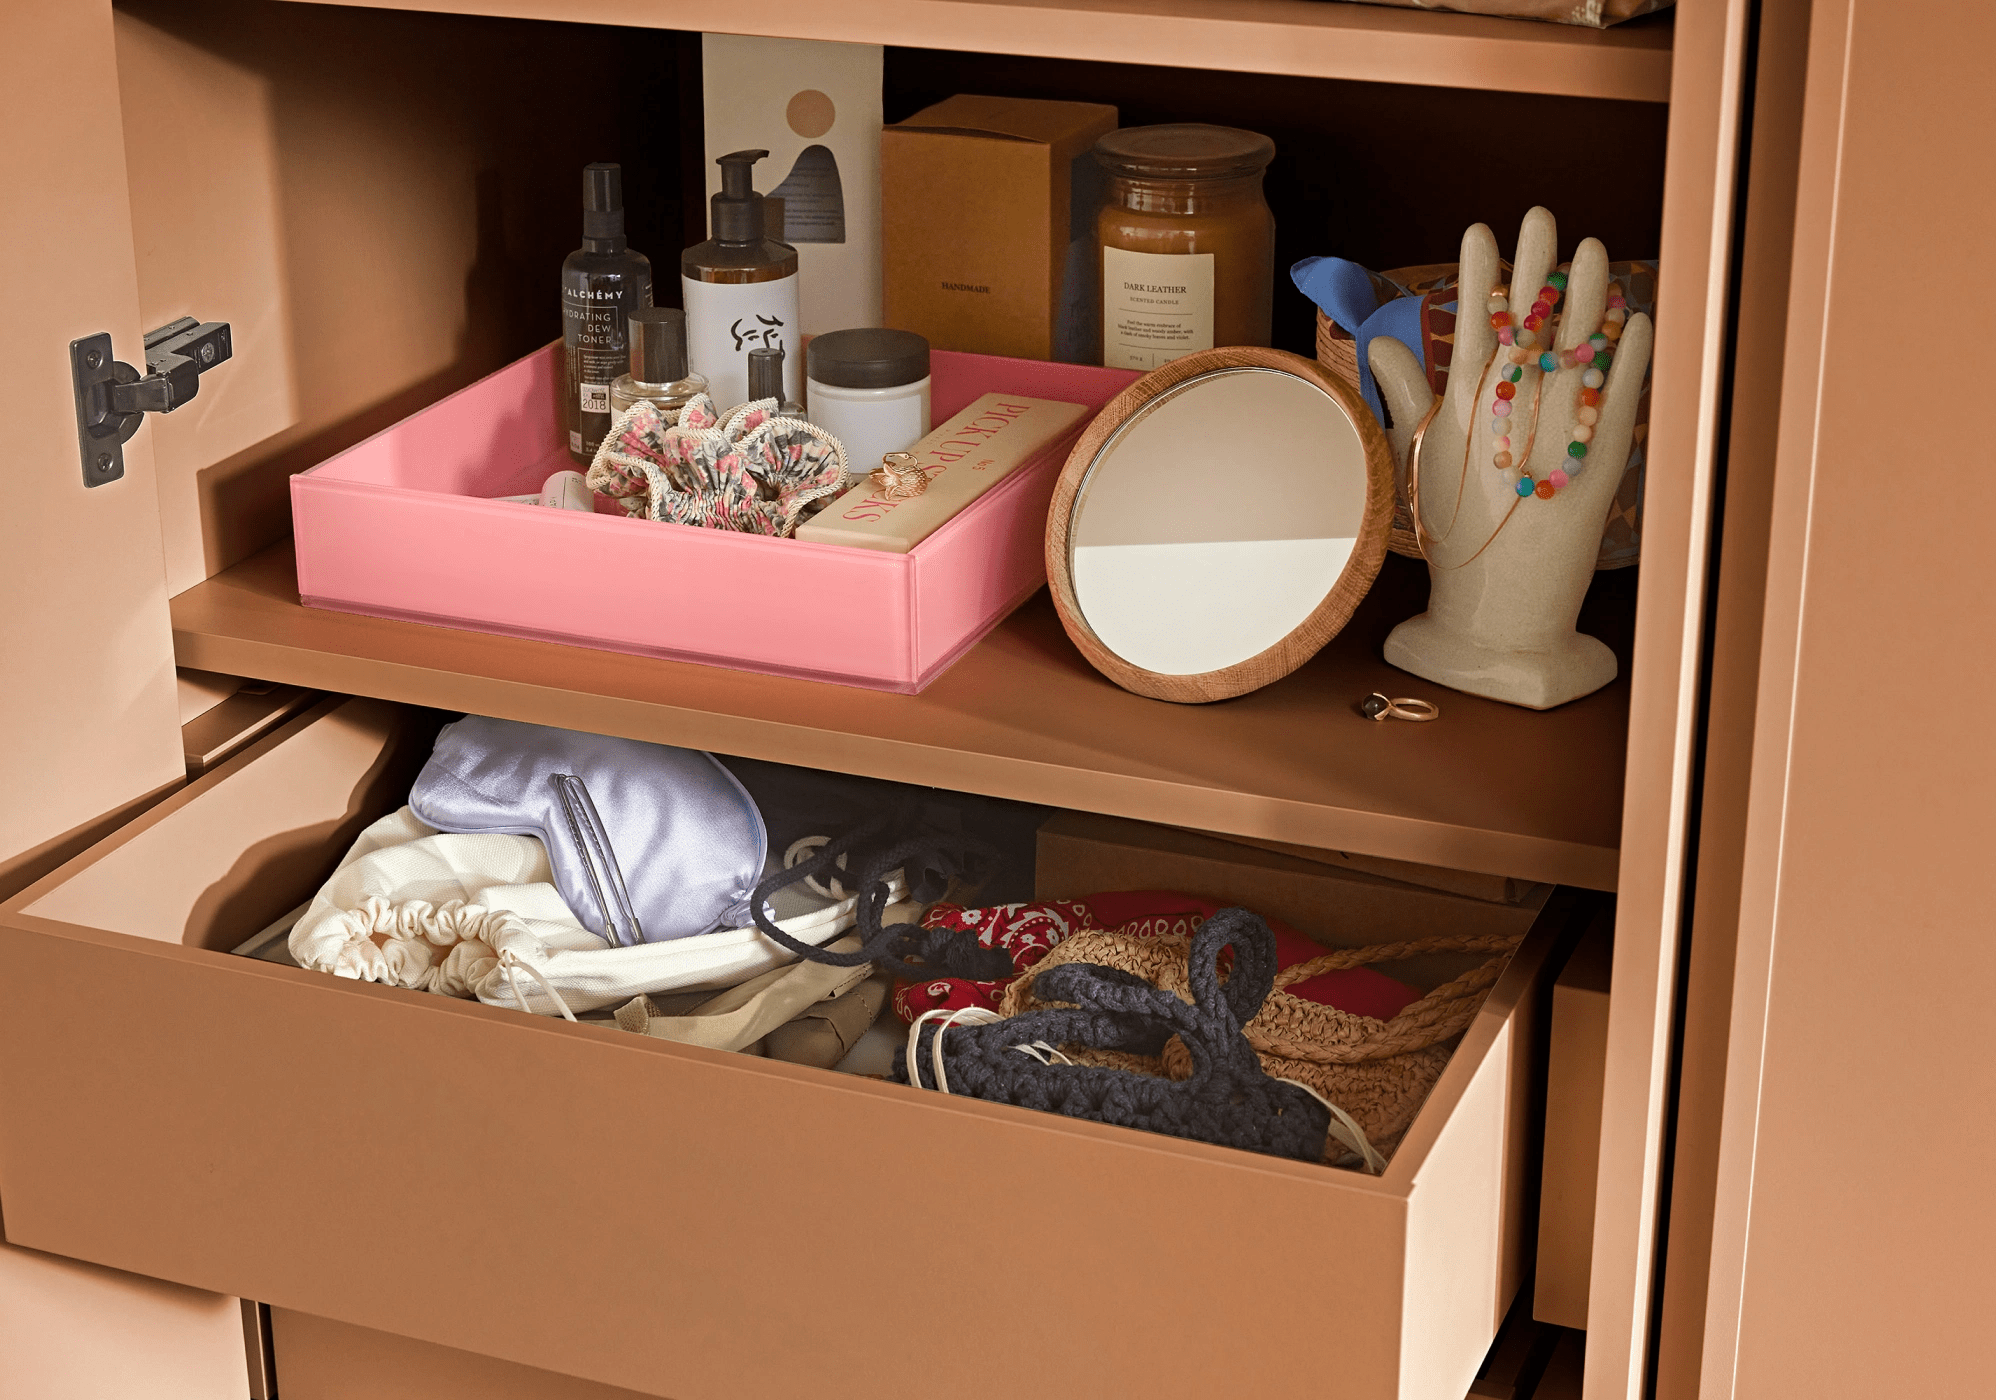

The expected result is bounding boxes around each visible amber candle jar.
[1094,124,1277,371]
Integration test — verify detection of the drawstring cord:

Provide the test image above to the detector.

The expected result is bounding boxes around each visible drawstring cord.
[499,949,577,1023]
[749,799,1012,982]
[906,1006,1003,1093]
[906,1007,1075,1095]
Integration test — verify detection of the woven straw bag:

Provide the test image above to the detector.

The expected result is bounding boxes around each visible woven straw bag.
[1324,0,1670,27]
[998,926,1523,1162]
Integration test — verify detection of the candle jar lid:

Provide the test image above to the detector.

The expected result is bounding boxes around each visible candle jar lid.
[1093,124,1276,181]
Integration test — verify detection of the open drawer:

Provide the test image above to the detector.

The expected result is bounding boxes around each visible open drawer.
[0,697,1585,1400]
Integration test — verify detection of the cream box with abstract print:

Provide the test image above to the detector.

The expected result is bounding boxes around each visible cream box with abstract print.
[702,34,884,337]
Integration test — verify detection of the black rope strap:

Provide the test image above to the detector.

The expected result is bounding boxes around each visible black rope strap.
[748,797,1015,982]
[891,908,1332,1164]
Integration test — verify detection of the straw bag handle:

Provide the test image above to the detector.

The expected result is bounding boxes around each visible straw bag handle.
[1270,931,1522,986]
[1252,931,1524,1065]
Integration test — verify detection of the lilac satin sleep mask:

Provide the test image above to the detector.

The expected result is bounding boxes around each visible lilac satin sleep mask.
[409,716,765,946]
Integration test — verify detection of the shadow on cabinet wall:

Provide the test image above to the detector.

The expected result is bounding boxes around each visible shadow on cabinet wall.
[111,0,701,595]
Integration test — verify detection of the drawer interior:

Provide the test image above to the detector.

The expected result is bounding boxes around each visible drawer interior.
[28,693,1548,1078]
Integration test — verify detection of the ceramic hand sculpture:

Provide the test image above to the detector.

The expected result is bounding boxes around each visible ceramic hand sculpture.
[1369,207,1653,709]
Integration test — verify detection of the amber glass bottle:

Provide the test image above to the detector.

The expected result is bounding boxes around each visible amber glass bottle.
[1094,125,1276,371]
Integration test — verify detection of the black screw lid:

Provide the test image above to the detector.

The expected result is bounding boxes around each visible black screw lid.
[583,162,626,247]
[748,346,786,402]
[629,308,688,383]
[806,328,931,389]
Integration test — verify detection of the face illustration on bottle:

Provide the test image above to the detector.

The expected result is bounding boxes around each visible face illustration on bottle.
[730,314,787,352]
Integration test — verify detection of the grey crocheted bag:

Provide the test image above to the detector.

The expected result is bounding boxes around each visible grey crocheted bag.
[892,907,1331,1163]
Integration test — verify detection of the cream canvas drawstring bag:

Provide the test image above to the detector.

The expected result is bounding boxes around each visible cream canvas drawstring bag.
[290,807,905,1018]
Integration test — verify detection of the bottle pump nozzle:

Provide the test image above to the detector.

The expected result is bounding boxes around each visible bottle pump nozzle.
[711,149,770,245]
[581,162,626,250]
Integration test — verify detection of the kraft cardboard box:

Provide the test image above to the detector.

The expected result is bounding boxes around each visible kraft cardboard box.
[882,95,1117,363]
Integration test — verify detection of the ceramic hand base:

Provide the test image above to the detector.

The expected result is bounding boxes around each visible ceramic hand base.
[1383,612,1616,711]
[1370,207,1653,710]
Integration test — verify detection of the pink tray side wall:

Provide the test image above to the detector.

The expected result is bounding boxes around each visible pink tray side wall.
[316,347,571,495]
[294,346,1137,691]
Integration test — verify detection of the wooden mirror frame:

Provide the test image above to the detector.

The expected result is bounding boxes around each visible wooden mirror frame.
[1045,346,1396,704]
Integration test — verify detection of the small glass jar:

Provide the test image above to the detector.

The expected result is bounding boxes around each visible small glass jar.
[1094,124,1277,371]
[806,328,932,475]
[611,307,707,420]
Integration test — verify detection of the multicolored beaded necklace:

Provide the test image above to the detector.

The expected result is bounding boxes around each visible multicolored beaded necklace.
[1409,268,1630,570]
[1483,271,1626,500]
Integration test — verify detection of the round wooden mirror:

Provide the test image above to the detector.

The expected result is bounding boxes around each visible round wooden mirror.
[1046,347,1395,703]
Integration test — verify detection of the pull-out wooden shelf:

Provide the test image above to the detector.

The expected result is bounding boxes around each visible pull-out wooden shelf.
[171,542,1626,889]
[297,0,1673,100]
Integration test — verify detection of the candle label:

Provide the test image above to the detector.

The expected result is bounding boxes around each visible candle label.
[1102,248,1215,370]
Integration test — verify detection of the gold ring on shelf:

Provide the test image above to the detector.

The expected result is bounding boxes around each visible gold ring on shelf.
[1360,692,1440,723]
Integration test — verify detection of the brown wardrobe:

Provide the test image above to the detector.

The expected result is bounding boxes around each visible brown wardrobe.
[0,0,1978,1397]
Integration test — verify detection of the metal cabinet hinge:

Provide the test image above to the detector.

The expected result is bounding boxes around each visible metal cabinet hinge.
[69,316,233,487]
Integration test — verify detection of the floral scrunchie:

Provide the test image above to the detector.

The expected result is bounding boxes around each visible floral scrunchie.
[586,393,848,537]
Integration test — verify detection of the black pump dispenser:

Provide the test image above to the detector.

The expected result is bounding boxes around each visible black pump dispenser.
[711,150,771,245]
[582,162,628,252]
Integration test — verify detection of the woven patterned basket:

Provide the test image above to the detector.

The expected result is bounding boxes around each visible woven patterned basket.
[999,927,1522,1163]
[1330,0,1671,27]
[1319,259,1657,568]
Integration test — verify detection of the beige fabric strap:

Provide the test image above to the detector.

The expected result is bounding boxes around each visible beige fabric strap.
[611,936,873,1053]
[1276,1077,1386,1175]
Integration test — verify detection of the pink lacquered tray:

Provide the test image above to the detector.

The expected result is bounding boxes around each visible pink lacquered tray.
[292,344,1138,692]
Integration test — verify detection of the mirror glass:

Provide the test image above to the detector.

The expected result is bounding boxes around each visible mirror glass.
[1069,367,1370,676]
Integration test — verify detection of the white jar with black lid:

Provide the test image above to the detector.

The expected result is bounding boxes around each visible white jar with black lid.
[805,329,932,476]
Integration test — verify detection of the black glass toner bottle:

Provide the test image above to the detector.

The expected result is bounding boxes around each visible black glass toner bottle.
[562,162,652,464]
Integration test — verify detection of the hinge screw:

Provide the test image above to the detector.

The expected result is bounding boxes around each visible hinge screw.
[96,454,114,473]
[85,349,103,369]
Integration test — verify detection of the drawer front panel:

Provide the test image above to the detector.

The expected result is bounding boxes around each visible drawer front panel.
[0,921,1422,1399]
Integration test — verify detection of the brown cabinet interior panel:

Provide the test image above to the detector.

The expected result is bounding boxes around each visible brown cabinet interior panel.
[113,0,698,594]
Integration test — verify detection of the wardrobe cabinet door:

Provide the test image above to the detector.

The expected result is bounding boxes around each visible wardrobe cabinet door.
[1697,2,1996,1397]
[0,3,239,1395]
[0,0,184,893]
[1582,0,1761,1394]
